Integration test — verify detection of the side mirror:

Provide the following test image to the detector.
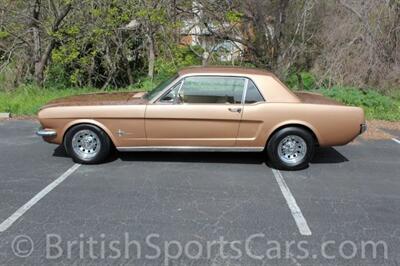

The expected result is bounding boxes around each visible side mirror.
[160,96,174,103]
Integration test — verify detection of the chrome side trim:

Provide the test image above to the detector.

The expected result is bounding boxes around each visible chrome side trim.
[36,128,57,137]
[117,146,265,152]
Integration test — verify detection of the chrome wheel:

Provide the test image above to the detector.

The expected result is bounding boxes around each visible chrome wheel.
[71,129,101,160]
[277,135,307,165]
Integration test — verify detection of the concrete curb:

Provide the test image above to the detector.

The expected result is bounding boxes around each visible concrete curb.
[0,113,11,119]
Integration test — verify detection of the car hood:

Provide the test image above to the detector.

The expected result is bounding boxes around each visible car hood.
[41,91,148,109]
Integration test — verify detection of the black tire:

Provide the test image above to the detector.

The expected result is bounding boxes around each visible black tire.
[266,127,315,170]
[64,124,111,164]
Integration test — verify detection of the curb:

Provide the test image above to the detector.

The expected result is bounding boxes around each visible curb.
[0,113,11,119]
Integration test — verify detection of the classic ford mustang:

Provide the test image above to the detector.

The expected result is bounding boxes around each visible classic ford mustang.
[37,67,366,170]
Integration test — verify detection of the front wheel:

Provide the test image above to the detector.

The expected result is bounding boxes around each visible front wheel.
[64,124,111,164]
[266,127,315,170]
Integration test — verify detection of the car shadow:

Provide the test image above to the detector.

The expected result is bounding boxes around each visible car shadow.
[52,145,349,166]
[311,147,349,164]
[52,145,68,158]
[52,145,120,164]
[118,151,266,165]
[118,147,349,166]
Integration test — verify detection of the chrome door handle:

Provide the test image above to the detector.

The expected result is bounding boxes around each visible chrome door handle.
[228,107,242,113]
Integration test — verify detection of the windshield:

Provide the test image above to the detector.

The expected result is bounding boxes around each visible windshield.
[145,74,179,100]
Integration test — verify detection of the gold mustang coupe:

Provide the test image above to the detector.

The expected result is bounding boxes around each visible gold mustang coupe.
[37,67,367,170]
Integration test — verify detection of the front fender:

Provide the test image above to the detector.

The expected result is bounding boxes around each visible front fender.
[60,119,118,146]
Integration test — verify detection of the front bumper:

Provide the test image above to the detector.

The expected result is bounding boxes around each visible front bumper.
[360,123,368,134]
[36,128,57,137]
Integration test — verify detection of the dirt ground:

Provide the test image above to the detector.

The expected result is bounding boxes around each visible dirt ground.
[362,120,400,140]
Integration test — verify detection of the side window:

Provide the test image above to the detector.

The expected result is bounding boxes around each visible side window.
[245,80,264,104]
[179,76,245,104]
[159,82,182,103]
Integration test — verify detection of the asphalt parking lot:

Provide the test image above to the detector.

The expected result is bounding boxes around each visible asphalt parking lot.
[0,120,399,265]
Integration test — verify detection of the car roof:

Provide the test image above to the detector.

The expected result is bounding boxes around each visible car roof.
[178,66,273,76]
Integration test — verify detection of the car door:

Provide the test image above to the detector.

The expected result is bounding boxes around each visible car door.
[145,75,246,147]
[236,79,267,148]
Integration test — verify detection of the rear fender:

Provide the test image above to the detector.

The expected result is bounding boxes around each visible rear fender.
[266,120,322,146]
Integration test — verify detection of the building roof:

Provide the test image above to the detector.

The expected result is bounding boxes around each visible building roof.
[178,66,273,76]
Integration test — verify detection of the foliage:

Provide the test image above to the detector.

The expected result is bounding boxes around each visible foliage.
[0,85,124,115]
[313,1,400,91]
[0,79,398,122]
[0,31,10,39]
[225,11,243,23]
[128,77,163,92]
[285,72,400,121]
[155,46,201,78]
[129,45,201,91]
[317,87,400,121]
[1,0,399,90]
[0,0,398,121]
[286,72,318,91]
[48,1,138,88]
[0,86,87,115]
[44,63,73,89]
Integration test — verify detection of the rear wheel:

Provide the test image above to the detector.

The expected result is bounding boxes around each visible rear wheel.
[267,127,315,170]
[64,124,111,164]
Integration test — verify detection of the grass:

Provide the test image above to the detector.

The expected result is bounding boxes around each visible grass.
[314,86,400,121]
[286,72,400,121]
[0,85,117,116]
[0,82,399,121]
[0,76,164,116]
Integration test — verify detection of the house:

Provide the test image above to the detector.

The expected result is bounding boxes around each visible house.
[178,2,245,64]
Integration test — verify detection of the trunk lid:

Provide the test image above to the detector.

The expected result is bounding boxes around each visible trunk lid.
[295,91,344,106]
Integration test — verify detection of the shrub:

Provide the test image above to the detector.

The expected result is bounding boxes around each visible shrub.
[155,45,201,78]
[318,86,400,121]
[286,71,318,91]
[44,63,73,89]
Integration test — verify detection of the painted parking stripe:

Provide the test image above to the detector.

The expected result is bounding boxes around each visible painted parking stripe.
[0,164,81,232]
[272,169,312,236]
[392,138,400,144]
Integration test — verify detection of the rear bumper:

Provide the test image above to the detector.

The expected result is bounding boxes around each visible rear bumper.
[360,123,368,134]
[36,128,57,137]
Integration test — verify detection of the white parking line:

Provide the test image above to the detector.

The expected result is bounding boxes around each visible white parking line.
[272,169,312,236]
[392,138,400,144]
[0,164,81,232]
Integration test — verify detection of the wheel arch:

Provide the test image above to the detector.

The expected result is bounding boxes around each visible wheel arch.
[266,121,320,148]
[62,119,117,147]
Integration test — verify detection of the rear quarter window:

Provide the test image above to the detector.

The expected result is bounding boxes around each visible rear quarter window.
[245,80,265,104]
